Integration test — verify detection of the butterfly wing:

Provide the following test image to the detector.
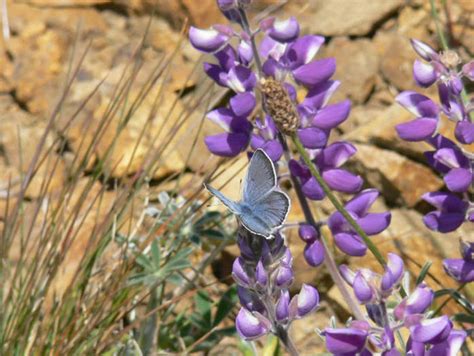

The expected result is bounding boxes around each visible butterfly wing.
[204,183,242,215]
[240,190,290,238]
[243,149,277,204]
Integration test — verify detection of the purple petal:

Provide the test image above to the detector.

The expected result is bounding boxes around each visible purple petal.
[334,232,367,256]
[267,16,300,43]
[289,159,309,178]
[410,39,438,61]
[443,258,474,283]
[275,265,294,287]
[275,290,290,321]
[462,60,474,80]
[444,168,472,193]
[259,35,286,60]
[339,265,356,286]
[205,132,250,157]
[262,57,281,78]
[214,44,237,70]
[320,141,357,168]
[302,177,325,200]
[427,330,467,356]
[237,286,265,313]
[203,62,227,86]
[293,58,336,87]
[410,316,452,344]
[303,80,340,110]
[238,40,253,65]
[405,283,434,315]
[433,147,468,169]
[385,253,404,286]
[455,120,474,144]
[423,211,466,233]
[323,169,363,194]
[224,65,257,92]
[396,118,438,141]
[298,224,319,243]
[285,35,325,68]
[232,257,250,286]
[297,127,329,149]
[296,284,319,317]
[422,191,467,212]
[345,189,379,216]
[357,212,391,235]
[235,308,269,340]
[413,59,437,87]
[353,272,374,304]
[251,139,283,162]
[304,240,325,267]
[255,260,268,286]
[230,92,256,117]
[207,108,234,131]
[396,91,440,118]
[189,26,230,52]
[324,328,368,355]
[312,100,351,129]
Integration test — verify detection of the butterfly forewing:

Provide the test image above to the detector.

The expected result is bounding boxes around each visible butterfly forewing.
[204,183,242,215]
[243,150,277,204]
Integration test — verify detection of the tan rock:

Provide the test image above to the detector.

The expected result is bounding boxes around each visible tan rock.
[377,32,419,91]
[344,103,432,160]
[352,143,443,207]
[293,0,403,36]
[323,37,379,104]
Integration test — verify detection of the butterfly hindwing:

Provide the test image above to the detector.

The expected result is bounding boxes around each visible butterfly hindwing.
[204,183,242,215]
[243,149,277,204]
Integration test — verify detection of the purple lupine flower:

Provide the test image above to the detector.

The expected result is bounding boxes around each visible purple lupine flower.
[205,92,255,157]
[422,192,469,232]
[236,307,271,340]
[443,240,474,283]
[250,115,284,161]
[409,315,453,345]
[426,329,467,355]
[289,142,363,201]
[328,189,391,256]
[232,230,319,342]
[323,323,370,355]
[425,135,473,193]
[394,283,434,321]
[396,38,473,235]
[395,91,440,141]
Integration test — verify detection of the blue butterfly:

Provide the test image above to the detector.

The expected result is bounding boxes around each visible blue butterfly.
[205,149,290,239]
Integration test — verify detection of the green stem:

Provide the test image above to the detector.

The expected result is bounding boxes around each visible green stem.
[429,0,449,51]
[290,134,387,267]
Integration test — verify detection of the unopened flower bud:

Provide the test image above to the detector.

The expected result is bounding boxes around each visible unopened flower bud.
[255,260,268,287]
[260,77,299,135]
[304,240,325,267]
[353,271,374,304]
[236,308,270,340]
[298,224,319,243]
[275,290,290,322]
[294,284,319,318]
[232,257,250,286]
[275,265,294,288]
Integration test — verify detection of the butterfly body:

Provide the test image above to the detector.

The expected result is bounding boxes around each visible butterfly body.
[205,149,290,238]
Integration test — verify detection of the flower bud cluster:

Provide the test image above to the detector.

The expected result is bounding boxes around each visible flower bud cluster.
[322,253,467,355]
[233,229,319,340]
[395,39,474,233]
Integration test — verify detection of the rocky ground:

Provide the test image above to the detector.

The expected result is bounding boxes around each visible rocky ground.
[1,0,473,354]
